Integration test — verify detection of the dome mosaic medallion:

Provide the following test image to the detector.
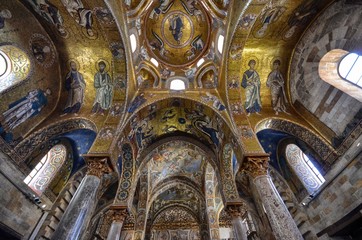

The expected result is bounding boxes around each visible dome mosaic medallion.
[145,0,210,67]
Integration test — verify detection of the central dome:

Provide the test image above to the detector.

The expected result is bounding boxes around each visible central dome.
[145,0,210,67]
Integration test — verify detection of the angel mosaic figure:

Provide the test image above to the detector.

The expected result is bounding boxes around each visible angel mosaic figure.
[266,60,288,115]
[0,9,12,29]
[241,59,262,115]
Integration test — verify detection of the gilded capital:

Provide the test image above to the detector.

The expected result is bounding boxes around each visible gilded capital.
[85,156,113,178]
[107,208,128,223]
[242,155,269,178]
[226,203,247,218]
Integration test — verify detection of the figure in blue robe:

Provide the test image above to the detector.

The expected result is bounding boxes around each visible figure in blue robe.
[241,59,262,115]
[0,89,51,131]
[169,14,184,44]
[128,93,146,113]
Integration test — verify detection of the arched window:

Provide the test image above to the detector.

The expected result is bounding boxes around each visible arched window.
[24,144,67,196]
[0,50,11,80]
[130,34,137,53]
[285,144,325,195]
[338,53,362,87]
[170,79,186,90]
[319,49,362,101]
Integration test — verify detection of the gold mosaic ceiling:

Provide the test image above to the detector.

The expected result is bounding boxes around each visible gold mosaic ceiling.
[145,0,210,67]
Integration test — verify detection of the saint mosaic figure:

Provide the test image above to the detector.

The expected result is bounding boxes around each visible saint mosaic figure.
[0,9,12,29]
[91,61,113,115]
[28,0,67,36]
[241,59,262,115]
[0,88,51,131]
[266,60,288,115]
[62,61,86,115]
[61,0,94,36]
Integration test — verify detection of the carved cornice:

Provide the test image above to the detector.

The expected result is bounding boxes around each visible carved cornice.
[242,154,270,178]
[226,202,247,218]
[84,155,114,178]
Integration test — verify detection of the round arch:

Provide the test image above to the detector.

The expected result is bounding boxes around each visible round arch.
[255,118,335,161]
[14,118,97,161]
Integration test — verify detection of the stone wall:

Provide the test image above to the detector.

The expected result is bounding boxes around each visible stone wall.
[0,151,43,239]
[302,136,362,239]
[289,0,362,137]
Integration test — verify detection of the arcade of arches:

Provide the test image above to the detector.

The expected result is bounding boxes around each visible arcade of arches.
[0,0,361,240]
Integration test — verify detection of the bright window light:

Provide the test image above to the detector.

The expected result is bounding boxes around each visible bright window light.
[150,57,159,67]
[217,35,224,54]
[339,53,362,85]
[24,144,67,196]
[130,34,137,53]
[0,51,11,80]
[346,57,362,84]
[319,50,362,101]
[197,58,205,67]
[170,79,185,90]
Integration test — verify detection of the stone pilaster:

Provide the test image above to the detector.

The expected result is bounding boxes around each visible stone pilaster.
[51,155,113,240]
[226,203,248,240]
[242,155,304,240]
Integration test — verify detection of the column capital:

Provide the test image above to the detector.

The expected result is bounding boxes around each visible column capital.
[226,202,247,218]
[242,154,270,178]
[83,154,114,178]
[106,208,128,223]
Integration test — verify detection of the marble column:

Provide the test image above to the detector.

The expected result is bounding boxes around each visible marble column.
[106,208,128,240]
[52,157,113,240]
[242,155,303,240]
[226,203,248,240]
